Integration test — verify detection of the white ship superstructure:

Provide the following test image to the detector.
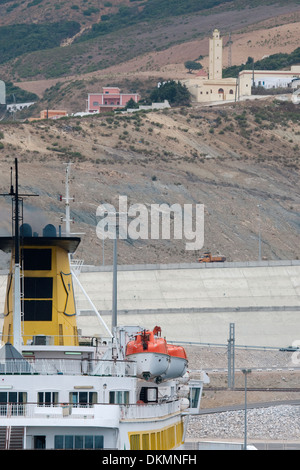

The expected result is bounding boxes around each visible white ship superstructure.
[0,159,208,450]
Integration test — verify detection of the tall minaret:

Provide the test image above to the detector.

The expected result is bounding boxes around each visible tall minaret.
[209,29,223,80]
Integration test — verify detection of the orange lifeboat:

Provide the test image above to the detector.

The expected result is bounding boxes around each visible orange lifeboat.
[125,327,188,381]
[167,344,187,360]
[126,329,168,356]
[125,329,169,380]
[162,344,188,379]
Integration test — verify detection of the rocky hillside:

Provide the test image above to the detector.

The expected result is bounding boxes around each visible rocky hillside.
[0,98,299,267]
[0,0,299,82]
[0,1,299,267]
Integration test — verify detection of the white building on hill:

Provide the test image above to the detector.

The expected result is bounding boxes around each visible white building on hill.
[183,29,300,103]
[183,29,243,103]
[239,66,300,93]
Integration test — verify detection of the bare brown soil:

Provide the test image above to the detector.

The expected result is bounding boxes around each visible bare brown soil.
[7,5,300,95]
[0,97,299,266]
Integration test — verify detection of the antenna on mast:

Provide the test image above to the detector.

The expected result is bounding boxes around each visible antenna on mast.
[58,163,112,338]
[59,162,85,239]
[59,162,74,236]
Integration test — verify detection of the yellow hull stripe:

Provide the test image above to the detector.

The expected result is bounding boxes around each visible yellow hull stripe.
[128,421,184,450]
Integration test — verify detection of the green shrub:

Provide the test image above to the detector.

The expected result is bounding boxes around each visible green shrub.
[0,21,80,65]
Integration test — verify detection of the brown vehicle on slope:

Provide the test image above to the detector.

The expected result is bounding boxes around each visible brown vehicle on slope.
[198,252,226,263]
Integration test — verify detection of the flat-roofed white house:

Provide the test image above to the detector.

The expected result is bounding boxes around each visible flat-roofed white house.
[239,66,300,94]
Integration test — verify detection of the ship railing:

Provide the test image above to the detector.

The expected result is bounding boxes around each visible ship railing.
[0,401,181,421]
[91,359,137,377]
[0,359,137,377]
[2,334,111,346]
[0,403,27,417]
[0,403,95,419]
[120,400,181,420]
[70,258,84,276]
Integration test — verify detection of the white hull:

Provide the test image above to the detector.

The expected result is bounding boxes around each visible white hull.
[162,356,188,380]
[126,352,169,380]
[126,352,188,381]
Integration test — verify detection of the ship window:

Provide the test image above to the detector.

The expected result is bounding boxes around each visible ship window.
[85,435,93,449]
[189,387,201,408]
[109,390,129,404]
[65,435,73,449]
[139,387,158,403]
[34,436,46,449]
[22,249,52,271]
[24,277,53,299]
[0,391,26,403]
[54,435,63,449]
[54,435,104,449]
[0,391,27,415]
[75,436,83,449]
[23,278,53,321]
[94,436,104,449]
[69,391,97,407]
[23,300,52,321]
[38,392,58,406]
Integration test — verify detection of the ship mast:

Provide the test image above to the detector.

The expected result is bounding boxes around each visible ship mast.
[59,163,113,339]
[0,158,38,350]
[61,162,74,236]
[12,159,22,351]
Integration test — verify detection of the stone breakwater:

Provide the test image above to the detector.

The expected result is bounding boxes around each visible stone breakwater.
[187,405,300,440]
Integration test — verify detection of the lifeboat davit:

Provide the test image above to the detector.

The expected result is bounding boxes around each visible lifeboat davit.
[125,326,188,382]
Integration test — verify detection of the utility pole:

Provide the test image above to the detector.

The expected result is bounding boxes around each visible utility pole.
[242,369,252,450]
[112,220,118,332]
[228,33,232,67]
[228,323,235,389]
[257,204,261,261]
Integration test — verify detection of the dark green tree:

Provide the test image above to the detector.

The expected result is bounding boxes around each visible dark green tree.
[150,80,191,106]
[125,98,139,109]
[184,60,203,73]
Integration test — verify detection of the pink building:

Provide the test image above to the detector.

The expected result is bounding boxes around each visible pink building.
[86,87,140,113]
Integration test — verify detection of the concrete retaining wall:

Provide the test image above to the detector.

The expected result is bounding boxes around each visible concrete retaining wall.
[1,261,299,347]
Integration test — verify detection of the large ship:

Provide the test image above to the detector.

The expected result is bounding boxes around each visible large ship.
[0,159,208,450]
